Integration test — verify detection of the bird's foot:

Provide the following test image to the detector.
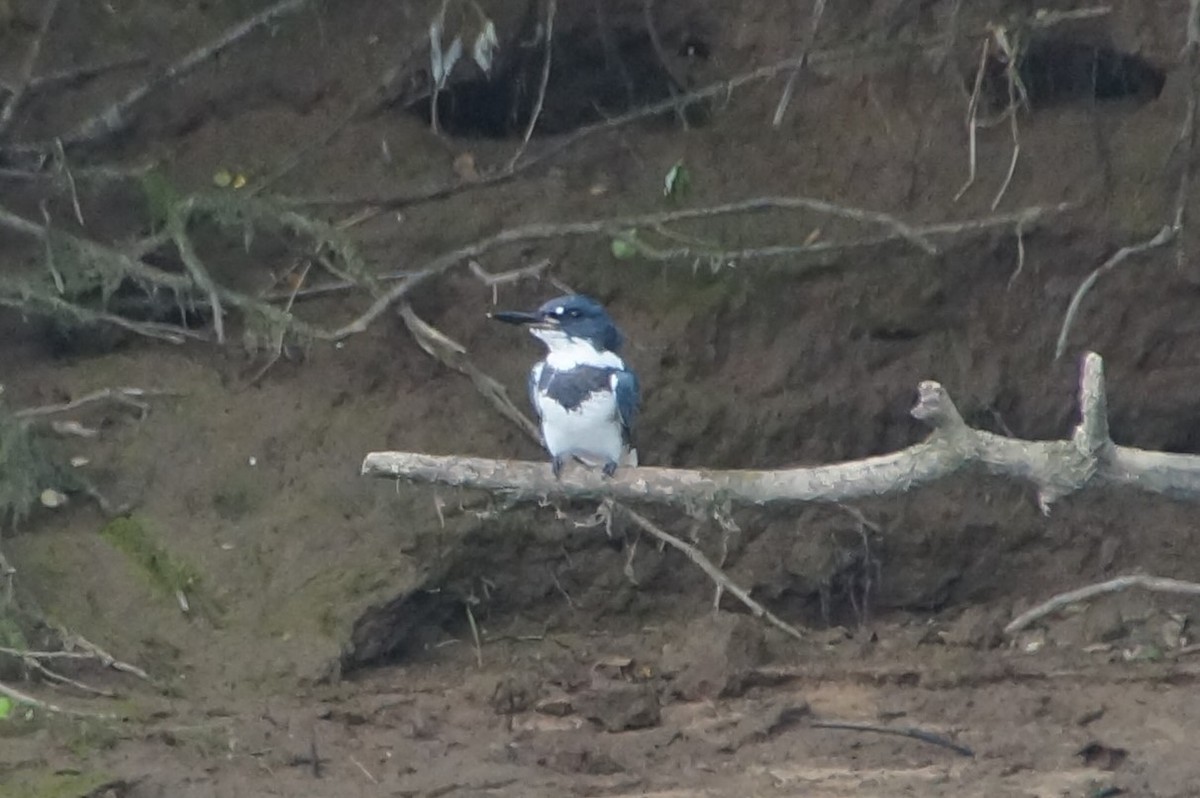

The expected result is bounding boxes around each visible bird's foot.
[602,461,618,478]
[551,456,565,480]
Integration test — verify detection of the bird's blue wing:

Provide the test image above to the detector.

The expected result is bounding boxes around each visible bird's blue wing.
[613,368,639,440]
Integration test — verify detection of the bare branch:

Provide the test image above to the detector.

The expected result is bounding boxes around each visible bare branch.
[1054,225,1175,360]
[51,0,309,150]
[398,304,541,442]
[331,194,939,339]
[14,386,173,420]
[0,679,115,718]
[26,55,148,93]
[810,719,974,758]
[1005,575,1200,635]
[616,502,805,641]
[362,353,1200,511]
[468,258,549,304]
[771,0,828,127]
[169,208,226,344]
[506,0,556,170]
[0,0,61,138]
[0,293,201,344]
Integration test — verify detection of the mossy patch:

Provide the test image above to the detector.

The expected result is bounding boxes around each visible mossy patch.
[99,517,222,622]
[2,769,119,798]
[0,611,29,650]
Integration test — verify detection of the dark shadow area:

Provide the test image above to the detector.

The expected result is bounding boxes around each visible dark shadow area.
[982,38,1165,110]
[414,23,709,138]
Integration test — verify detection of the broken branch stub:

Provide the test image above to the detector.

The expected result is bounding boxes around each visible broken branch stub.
[361,353,1200,510]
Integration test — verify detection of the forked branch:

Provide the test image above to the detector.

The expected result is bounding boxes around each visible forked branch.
[362,353,1200,511]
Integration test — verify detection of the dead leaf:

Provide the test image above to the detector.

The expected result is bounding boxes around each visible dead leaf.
[453,152,480,182]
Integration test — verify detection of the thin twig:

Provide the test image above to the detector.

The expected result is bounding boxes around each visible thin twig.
[1054,225,1175,360]
[0,293,201,344]
[246,260,312,384]
[349,755,379,785]
[338,202,1068,340]
[464,602,484,669]
[1007,218,1028,289]
[954,37,989,202]
[992,77,1021,209]
[0,0,61,138]
[27,55,148,93]
[0,202,328,344]
[989,27,1027,210]
[506,0,556,170]
[771,0,828,127]
[468,258,549,304]
[615,503,806,641]
[334,194,939,339]
[14,386,173,420]
[54,0,309,149]
[1005,574,1200,635]
[28,661,117,698]
[642,0,688,129]
[810,720,974,757]
[0,679,115,718]
[53,138,85,226]
[398,304,541,441]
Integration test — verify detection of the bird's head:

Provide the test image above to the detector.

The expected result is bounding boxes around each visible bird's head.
[491,294,623,353]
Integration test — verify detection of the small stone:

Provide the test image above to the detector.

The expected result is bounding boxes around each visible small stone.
[941,606,1004,649]
[1161,614,1187,650]
[1081,602,1126,644]
[534,692,574,717]
[39,488,67,508]
[661,612,766,700]
[577,682,660,732]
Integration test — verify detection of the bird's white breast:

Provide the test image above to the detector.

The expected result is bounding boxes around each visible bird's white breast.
[535,386,624,464]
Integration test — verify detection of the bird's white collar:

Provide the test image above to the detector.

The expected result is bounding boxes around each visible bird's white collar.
[531,328,623,369]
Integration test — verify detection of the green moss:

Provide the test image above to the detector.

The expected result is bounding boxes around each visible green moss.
[100,517,199,599]
[3,769,117,798]
[99,517,222,622]
[0,611,28,650]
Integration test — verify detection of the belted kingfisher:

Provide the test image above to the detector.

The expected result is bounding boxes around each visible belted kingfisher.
[491,294,639,478]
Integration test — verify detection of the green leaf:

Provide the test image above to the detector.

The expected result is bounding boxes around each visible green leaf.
[0,695,12,719]
[139,169,179,234]
[663,160,691,200]
[610,231,638,260]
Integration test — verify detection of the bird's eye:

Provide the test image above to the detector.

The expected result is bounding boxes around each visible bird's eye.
[554,306,564,315]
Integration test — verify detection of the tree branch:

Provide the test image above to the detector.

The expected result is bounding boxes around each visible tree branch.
[0,0,61,138]
[362,353,1200,511]
[330,194,941,338]
[25,0,309,151]
[1005,575,1200,635]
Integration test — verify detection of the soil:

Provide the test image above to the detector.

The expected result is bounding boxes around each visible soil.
[3,0,1200,795]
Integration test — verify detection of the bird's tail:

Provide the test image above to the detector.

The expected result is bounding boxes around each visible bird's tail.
[620,447,639,468]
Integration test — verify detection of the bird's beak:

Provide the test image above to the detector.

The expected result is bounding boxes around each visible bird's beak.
[489,310,558,329]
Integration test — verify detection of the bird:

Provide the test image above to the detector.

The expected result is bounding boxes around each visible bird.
[491,294,639,479]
